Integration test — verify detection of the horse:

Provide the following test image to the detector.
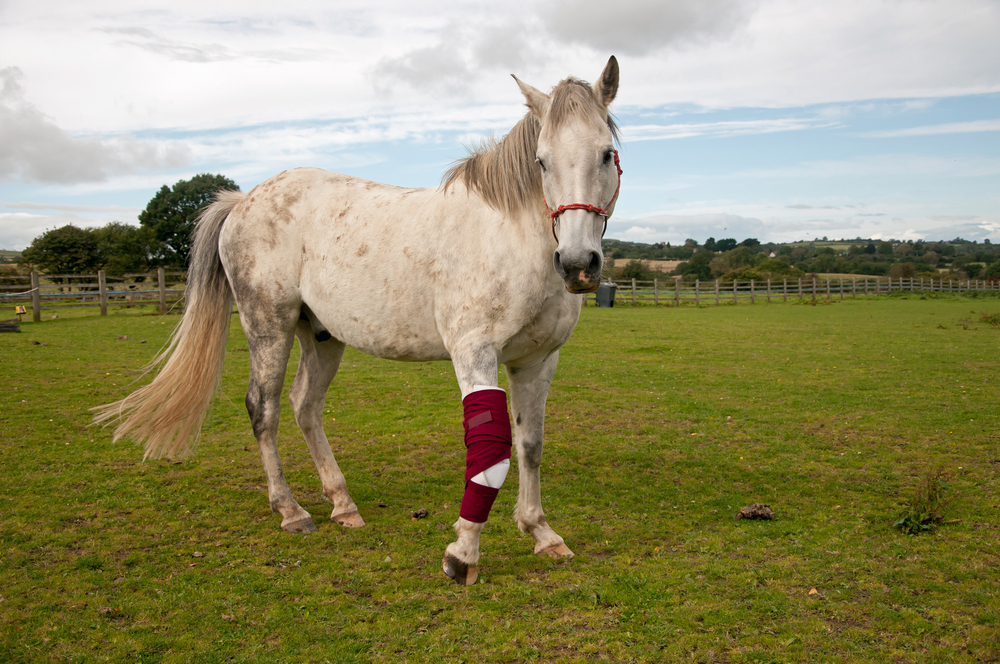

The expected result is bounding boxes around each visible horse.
[94,56,622,585]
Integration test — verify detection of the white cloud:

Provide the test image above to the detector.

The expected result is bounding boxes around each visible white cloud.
[733,154,1000,180]
[622,117,835,142]
[607,212,768,244]
[0,67,190,184]
[3,201,141,214]
[541,0,759,56]
[861,119,1000,138]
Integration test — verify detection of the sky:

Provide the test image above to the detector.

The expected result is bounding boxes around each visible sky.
[1,0,999,251]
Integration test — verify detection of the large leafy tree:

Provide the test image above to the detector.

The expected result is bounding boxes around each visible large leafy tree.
[21,225,100,277]
[139,173,239,266]
[93,222,161,275]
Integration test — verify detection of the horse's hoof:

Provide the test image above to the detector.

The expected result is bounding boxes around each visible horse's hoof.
[282,517,318,534]
[332,510,366,528]
[442,554,478,586]
[538,543,574,559]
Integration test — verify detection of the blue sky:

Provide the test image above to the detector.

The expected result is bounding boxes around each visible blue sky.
[2,0,998,250]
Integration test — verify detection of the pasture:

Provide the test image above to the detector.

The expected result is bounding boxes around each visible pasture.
[1,294,998,663]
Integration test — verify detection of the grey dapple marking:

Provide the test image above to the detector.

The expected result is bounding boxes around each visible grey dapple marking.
[93,56,621,584]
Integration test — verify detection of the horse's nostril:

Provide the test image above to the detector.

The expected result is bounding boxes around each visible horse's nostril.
[588,251,601,273]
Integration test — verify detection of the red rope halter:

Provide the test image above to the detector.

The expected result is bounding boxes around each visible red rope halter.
[545,149,622,242]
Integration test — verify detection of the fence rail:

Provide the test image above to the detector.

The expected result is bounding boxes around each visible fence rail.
[5,271,998,322]
[2,269,187,321]
[585,276,1000,307]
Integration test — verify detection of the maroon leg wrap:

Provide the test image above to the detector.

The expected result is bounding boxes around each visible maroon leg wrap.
[459,389,512,523]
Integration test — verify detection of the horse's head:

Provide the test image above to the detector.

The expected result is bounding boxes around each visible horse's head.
[515,56,620,295]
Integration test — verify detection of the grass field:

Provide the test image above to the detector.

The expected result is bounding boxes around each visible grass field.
[2,294,999,663]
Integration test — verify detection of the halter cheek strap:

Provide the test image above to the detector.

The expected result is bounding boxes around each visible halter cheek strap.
[545,149,622,243]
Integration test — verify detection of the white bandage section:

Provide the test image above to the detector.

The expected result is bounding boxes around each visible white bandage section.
[468,385,510,489]
[470,458,510,488]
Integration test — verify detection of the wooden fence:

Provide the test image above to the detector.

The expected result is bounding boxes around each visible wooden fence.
[585,276,1000,307]
[5,271,998,322]
[1,269,187,321]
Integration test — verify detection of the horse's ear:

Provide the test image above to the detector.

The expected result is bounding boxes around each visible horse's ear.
[594,55,619,107]
[513,75,550,118]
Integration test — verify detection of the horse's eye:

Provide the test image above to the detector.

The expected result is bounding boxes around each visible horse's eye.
[536,157,546,172]
[603,150,613,164]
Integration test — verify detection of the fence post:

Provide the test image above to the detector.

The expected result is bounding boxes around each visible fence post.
[631,278,636,305]
[750,279,755,304]
[767,278,771,303]
[157,268,167,315]
[675,278,680,307]
[715,279,720,306]
[98,270,108,316]
[695,279,700,306]
[30,271,41,322]
[812,278,817,302]
[783,278,787,302]
[798,278,802,301]
[653,278,658,306]
[733,280,738,305]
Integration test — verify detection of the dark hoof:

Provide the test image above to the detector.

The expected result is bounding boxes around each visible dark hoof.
[442,554,478,586]
[282,517,318,534]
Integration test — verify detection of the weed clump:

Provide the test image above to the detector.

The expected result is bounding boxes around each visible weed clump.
[894,468,952,535]
[980,310,1000,328]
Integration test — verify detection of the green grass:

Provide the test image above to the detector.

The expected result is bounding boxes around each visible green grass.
[2,294,999,662]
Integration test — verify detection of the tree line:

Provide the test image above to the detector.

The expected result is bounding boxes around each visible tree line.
[17,174,237,276]
[608,237,1000,283]
[13,183,1000,284]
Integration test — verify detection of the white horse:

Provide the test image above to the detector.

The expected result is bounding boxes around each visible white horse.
[95,56,621,585]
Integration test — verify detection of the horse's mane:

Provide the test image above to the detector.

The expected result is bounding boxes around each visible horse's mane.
[443,78,619,217]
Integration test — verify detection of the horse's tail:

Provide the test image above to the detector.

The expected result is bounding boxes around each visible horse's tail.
[92,189,246,460]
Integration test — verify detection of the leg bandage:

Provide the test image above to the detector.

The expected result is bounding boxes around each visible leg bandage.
[459,386,512,524]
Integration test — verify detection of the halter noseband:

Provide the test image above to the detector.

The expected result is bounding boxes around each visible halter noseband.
[545,149,622,242]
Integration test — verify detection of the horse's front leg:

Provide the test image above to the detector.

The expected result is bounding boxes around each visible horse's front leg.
[442,344,510,586]
[509,351,573,558]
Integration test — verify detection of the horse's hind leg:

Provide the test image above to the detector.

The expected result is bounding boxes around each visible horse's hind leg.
[509,351,573,558]
[243,310,317,533]
[289,324,365,528]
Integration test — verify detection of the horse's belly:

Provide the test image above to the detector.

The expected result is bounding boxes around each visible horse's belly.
[306,298,450,362]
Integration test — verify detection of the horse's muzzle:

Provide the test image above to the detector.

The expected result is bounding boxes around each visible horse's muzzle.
[554,250,602,294]
[566,277,600,294]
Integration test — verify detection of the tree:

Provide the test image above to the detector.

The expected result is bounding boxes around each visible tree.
[710,245,753,277]
[675,250,713,281]
[21,225,100,277]
[703,237,717,252]
[740,237,761,248]
[878,241,894,256]
[621,260,646,280]
[139,173,239,266]
[715,238,738,252]
[864,243,877,255]
[93,222,161,275]
[889,262,916,278]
